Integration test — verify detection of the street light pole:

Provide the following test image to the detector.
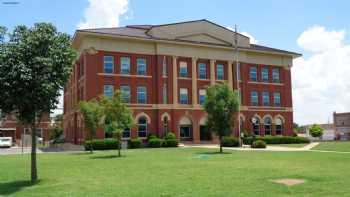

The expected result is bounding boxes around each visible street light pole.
[234,25,242,147]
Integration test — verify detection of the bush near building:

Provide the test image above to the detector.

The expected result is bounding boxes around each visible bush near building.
[252,140,266,148]
[84,139,119,150]
[128,138,142,149]
[243,136,310,145]
[148,138,163,148]
[221,137,239,147]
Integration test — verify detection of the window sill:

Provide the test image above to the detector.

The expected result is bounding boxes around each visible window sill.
[247,81,284,86]
[98,73,152,78]
[178,77,191,80]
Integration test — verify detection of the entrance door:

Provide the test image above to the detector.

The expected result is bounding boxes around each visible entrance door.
[200,125,212,141]
[180,125,192,141]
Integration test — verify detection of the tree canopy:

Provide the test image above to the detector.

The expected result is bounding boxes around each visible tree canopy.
[203,83,240,153]
[0,23,76,182]
[309,124,324,138]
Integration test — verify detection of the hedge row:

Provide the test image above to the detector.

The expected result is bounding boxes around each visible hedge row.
[84,138,119,150]
[221,137,239,147]
[251,140,266,148]
[243,136,310,145]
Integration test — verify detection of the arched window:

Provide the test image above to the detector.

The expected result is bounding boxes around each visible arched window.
[138,116,147,138]
[252,117,260,136]
[240,117,244,133]
[275,117,283,135]
[163,116,168,135]
[264,117,272,135]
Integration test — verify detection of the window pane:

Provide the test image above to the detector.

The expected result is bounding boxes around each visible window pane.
[250,67,257,81]
[138,117,147,137]
[237,63,241,80]
[272,68,280,83]
[180,88,188,104]
[162,84,167,104]
[262,92,270,106]
[104,56,114,73]
[179,62,188,77]
[261,68,269,82]
[120,57,130,74]
[120,85,130,103]
[217,64,224,80]
[104,85,114,98]
[122,128,130,138]
[162,57,167,76]
[274,92,281,106]
[137,86,146,103]
[199,89,206,105]
[137,58,147,75]
[198,63,206,79]
[251,91,258,106]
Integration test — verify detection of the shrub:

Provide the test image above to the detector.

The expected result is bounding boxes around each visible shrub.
[128,138,142,149]
[148,138,163,148]
[309,124,323,138]
[84,138,119,151]
[251,140,266,148]
[164,132,176,140]
[242,136,310,145]
[163,139,179,147]
[221,136,239,147]
[147,134,158,140]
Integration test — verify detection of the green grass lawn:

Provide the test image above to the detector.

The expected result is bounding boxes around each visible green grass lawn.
[312,141,350,152]
[268,143,308,148]
[1,148,350,197]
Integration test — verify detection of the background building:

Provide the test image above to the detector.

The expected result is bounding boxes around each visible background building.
[334,112,350,140]
[64,19,300,144]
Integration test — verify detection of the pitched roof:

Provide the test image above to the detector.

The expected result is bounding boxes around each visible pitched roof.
[76,19,301,57]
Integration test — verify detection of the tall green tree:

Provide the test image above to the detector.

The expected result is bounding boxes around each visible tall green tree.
[0,23,75,182]
[204,84,240,153]
[79,100,104,154]
[99,92,134,157]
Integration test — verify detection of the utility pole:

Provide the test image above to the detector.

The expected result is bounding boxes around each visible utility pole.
[234,24,242,147]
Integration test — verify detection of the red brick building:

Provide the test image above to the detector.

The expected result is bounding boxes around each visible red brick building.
[0,112,51,144]
[64,20,301,144]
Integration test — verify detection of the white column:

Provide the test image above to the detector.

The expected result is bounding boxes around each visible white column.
[210,59,215,85]
[172,56,178,105]
[192,57,198,105]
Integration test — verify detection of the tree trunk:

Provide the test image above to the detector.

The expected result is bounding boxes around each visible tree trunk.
[117,132,121,157]
[90,132,93,154]
[31,122,38,182]
[219,136,223,153]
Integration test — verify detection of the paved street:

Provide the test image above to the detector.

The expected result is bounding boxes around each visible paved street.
[0,146,43,155]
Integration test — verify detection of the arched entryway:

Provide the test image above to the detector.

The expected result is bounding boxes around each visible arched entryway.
[179,116,192,141]
[263,116,272,136]
[251,116,261,136]
[275,116,284,135]
[199,116,211,141]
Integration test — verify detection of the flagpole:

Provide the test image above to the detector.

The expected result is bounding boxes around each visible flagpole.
[234,24,241,147]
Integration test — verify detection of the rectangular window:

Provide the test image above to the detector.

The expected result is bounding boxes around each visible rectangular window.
[262,92,270,106]
[272,68,280,83]
[261,68,269,82]
[137,86,147,103]
[120,57,130,74]
[162,84,167,104]
[216,64,224,80]
[103,56,114,73]
[162,56,167,76]
[250,67,257,82]
[180,88,188,104]
[237,63,241,80]
[179,61,188,78]
[251,91,258,106]
[120,85,130,103]
[274,92,281,106]
[198,63,206,79]
[199,89,206,105]
[103,85,114,98]
[137,58,147,75]
[122,128,131,139]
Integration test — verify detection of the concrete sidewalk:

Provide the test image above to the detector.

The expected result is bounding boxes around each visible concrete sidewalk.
[182,142,320,152]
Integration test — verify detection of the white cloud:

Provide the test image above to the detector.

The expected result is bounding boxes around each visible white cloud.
[293,26,350,125]
[297,25,345,53]
[77,0,129,29]
[240,31,259,44]
[226,27,259,44]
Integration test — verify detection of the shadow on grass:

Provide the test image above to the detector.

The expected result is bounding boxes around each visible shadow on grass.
[90,155,125,159]
[195,151,232,155]
[69,152,91,155]
[0,180,40,196]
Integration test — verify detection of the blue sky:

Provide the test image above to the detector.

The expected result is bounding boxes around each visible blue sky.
[1,0,350,124]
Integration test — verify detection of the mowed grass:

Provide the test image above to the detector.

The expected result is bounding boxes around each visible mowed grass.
[268,143,308,148]
[1,148,350,197]
[312,141,350,152]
